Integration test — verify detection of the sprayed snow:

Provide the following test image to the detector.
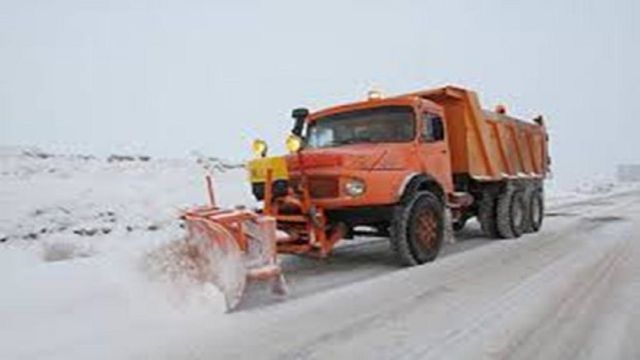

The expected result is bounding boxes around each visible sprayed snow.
[0,149,251,359]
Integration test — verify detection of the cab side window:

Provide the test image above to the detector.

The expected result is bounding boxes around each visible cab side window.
[422,113,445,142]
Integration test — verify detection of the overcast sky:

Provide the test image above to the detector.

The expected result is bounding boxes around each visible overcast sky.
[1,0,639,187]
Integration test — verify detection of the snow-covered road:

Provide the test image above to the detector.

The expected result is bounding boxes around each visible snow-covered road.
[153,189,640,360]
[1,151,639,359]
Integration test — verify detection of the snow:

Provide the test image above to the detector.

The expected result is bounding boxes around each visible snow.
[1,148,639,359]
[0,149,249,359]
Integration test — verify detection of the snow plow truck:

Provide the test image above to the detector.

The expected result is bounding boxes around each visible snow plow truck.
[182,85,550,310]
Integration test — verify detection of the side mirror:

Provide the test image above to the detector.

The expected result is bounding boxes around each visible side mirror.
[292,108,309,119]
[291,107,309,136]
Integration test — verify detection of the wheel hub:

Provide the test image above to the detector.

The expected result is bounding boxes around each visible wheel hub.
[416,209,437,249]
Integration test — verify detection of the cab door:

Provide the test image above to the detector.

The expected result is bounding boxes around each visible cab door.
[417,110,454,193]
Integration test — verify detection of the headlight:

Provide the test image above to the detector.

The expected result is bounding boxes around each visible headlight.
[344,178,366,197]
[286,134,302,153]
[252,139,268,158]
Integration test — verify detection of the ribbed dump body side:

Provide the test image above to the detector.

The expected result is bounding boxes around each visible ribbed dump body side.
[412,86,548,181]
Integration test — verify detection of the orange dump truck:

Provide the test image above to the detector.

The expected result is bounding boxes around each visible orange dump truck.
[182,85,549,309]
[248,85,549,265]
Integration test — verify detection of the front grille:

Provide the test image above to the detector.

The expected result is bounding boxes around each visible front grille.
[308,177,340,199]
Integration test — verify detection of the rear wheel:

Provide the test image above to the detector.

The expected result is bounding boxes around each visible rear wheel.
[522,186,535,233]
[478,191,500,238]
[391,192,444,266]
[496,187,526,238]
[528,189,544,232]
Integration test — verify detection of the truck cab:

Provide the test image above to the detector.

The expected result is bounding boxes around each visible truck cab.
[253,94,453,209]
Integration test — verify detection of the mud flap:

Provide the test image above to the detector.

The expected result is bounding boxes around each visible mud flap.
[444,208,456,244]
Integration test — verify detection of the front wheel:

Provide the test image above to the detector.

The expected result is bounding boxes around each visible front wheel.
[390,192,444,266]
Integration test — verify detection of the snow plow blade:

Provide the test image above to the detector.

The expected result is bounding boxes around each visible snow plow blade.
[182,206,287,311]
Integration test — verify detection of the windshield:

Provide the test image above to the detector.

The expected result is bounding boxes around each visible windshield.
[306,106,415,148]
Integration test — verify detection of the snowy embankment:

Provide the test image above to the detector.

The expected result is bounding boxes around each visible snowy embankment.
[0,147,254,359]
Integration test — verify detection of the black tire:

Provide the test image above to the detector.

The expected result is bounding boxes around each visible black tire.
[496,187,526,238]
[390,192,444,266]
[478,191,500,238]
[522,186,535,233]
[528,189,544,232]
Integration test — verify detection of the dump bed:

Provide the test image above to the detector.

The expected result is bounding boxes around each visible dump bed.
[413,86,549,181]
